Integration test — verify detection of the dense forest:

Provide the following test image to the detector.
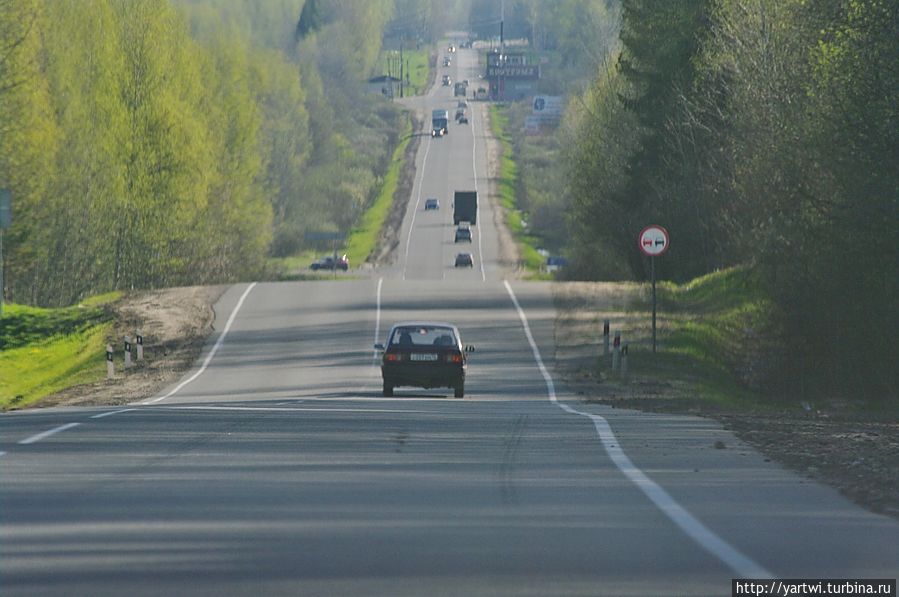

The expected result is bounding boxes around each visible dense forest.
[0,0,447,307]
[561,0,897,398]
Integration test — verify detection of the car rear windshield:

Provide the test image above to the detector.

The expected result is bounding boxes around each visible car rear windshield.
[389,326,457,347]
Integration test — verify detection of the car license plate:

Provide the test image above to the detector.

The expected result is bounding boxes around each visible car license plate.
[410,353,438,362]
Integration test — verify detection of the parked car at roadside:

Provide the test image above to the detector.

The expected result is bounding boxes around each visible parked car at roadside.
[310,254,349,271]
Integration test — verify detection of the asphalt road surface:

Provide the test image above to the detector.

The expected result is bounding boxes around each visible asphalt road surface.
[2,43,897,596]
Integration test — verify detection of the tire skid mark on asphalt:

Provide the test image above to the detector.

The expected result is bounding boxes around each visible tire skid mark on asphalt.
[502,279,774,580]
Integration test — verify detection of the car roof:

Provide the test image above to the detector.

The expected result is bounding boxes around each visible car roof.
[389,322,460,334]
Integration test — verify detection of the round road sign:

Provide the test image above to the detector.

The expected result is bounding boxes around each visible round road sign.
[639,225,669,257]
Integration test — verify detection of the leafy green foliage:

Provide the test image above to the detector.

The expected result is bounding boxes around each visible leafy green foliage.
[564,0,898,401]
[0,0,428,306]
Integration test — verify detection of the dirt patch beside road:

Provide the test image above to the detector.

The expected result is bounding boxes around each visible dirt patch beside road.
[36,285,225,408]
[553,282,899,520]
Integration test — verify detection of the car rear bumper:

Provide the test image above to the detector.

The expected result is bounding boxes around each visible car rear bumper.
[382,363,464,389]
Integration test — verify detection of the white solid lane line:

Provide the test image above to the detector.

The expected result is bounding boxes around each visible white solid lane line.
[18,422,82,445]
[471,100,486,282]
[502,280,774,579]
[140,282,257,405]
[403,136,433,280]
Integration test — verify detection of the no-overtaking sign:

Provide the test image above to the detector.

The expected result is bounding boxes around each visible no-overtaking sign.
[639,225,669,257]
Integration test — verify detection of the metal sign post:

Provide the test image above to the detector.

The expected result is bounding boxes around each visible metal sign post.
[638,225,670,354]
[0,189,11,318]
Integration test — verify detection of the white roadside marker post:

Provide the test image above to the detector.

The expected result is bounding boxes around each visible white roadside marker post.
[136,330,144,361]
[124,336,132,369]
[106,344,114,379]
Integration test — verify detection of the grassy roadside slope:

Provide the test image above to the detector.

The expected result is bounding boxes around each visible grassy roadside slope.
[558,266,775,410]
[488,105,551,279]
[345,117,414,265]
[0,293,119,410]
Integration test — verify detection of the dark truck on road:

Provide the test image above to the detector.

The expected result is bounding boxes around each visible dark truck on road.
[432,109,448,137]
[453,191,477,225]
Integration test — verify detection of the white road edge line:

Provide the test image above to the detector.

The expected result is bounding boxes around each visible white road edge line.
[90,408,135,420]
[403,135,433,280]
[472,101,486,282]
[502,279,774,579]
[140,282,258,405]
[18,422,82,445]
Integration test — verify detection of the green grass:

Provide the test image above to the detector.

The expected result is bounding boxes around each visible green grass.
[606,267,774,409]
[0,294,119,410]
[378,48,430,96]
[488,104,552,279]
[344,117,413,265]
[404,49,430,95]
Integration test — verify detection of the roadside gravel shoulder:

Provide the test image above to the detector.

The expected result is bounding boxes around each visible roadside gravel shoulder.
[552,281,899,521]
[35,285,226,408]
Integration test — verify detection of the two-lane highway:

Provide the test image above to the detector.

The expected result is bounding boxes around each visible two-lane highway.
[398,41,498,282]
[2,42,898,596]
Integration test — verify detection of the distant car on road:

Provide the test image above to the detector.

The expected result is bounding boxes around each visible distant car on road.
[443,57,451,67]
[454,226,472,243]
[442,75,451,86]
[448,44,456,53]
[457,115,468,124]
[310,254,349,271]
[424,197,439,211]
[454,252,474,267]
[375,322,474,398]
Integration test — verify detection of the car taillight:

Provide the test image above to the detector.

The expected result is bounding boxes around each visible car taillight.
[385,353,404,362]
[446,352,463,364]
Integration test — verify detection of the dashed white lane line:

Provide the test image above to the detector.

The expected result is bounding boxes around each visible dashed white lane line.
[18,422,82,445]
[502,279,774,579]
[140,282,257,405]
[90,409,135,420]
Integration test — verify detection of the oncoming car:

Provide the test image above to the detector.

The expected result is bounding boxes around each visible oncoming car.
[375,323,474,398]
[424,197,439,211]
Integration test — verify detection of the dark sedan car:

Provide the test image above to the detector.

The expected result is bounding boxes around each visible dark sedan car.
[454,226,472,243]
[310,254,349,271]
[454,252,474,267]
[424,197,439,210]
[375,322,474,398]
